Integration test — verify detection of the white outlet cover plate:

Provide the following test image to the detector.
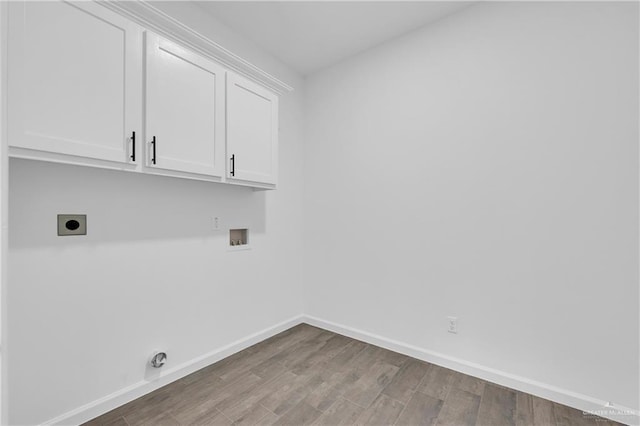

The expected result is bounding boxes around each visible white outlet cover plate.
[447,316,458,334]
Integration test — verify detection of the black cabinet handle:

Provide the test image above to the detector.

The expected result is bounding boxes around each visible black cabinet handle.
[151,136,156,165]
[130,131,136,162]
[230,154,235,176]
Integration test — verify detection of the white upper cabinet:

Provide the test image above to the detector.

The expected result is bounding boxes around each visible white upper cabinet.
[226,73,279,186]
[6,0,285,188]
[8,1,142,164]
[145,33,225,178]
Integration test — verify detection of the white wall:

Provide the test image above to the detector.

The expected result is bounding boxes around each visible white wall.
[304,0,639,414]
[7,3,305,424]
[0,3,8,425]
[7,1,640,424]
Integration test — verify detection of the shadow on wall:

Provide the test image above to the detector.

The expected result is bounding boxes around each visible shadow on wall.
[8,158,268,248]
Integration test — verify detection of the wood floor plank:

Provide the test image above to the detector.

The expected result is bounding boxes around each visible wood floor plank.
[309,343,381,404]
[417,364,454,400]
[85,324,619,426]
[248,325,324,357]
[250,352,288,380]
[242,326,299,355]
[291,334,353,375]
[168,374,227,416]
[435,388,481,426]
[83,412,124,426]
[174,372,263,419]
[178,362,228,387]
[257,372,310,414]
[216,349,286,384]
[315,340,368,380]
[553,403,578,426]
[355,394,405,425]
[310,340,368,387]
[92,395,161,426]
[476,383,516,426]
[104,417,129,426]
[311,397,364,425]
[301,341,379,412]
[515,392,534,426]
[383,359,430,403]
[554,402,597,426]
[395,392,443,426]
[273,402,323,426]
[231,404,273,426]
[82,417,103,426]
[261,373,324,416]
[124,411,180,426]
[342,361,400,408]
[377,348,411,368]
[177,408,231,426]
[205,348,260,379]
[450,372,486,396]
[216,326,326,383]
[172,399,227,426]
[532,395,555,425]
[303,379,344,412]
[220,372,297,421]
[278,330,335,370]
[119,388,179,426]
[349,344,385,377]
[255,410,279,426]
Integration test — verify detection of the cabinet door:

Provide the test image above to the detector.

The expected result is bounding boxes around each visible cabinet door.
[227,73,278,186]
[145,33,225,177]
[8,1,142,164]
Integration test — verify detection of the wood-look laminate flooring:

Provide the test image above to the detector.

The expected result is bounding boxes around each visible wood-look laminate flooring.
[85,324,619,426]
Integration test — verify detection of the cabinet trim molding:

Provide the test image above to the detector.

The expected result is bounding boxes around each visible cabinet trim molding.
[100,0,294,95]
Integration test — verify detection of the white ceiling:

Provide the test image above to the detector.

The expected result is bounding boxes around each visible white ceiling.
[194,2,472,76]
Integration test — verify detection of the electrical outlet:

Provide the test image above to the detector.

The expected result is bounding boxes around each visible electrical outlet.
[447,316,458,334]
[212,216,220,231]
[58,214,87,236]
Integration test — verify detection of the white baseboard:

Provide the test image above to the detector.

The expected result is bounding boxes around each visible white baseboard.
[44,315,305,426]
[302,315,640,426]
[43,313,638,426]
